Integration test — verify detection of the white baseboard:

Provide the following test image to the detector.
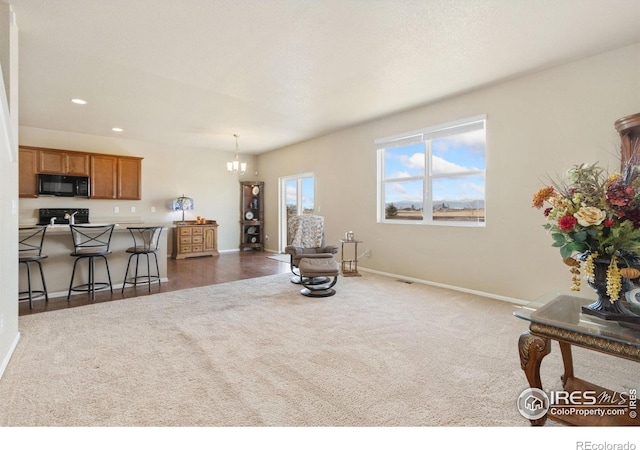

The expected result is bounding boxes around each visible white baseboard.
[0,331,20,381]
[219,248,279,254]
[357,266,528,306]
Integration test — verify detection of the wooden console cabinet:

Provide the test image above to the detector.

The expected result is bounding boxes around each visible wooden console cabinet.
[173,221,219,259]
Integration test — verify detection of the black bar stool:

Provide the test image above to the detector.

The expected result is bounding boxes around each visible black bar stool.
[67,224,115,300]
[19,226,49,309]
[122,226,163,293]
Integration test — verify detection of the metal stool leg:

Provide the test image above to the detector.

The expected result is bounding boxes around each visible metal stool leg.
[68,255,112,300]
[25,262,33,309]
[122,253,135,293]
[89,256,95,300]
[20,260,49,309]
[153,252,162,286]
[102,255,113,294]
[67,257,81,300]
[35,260,48,303]
[134,253,141,288]
[145,253,151,292]
[123,251,161,293]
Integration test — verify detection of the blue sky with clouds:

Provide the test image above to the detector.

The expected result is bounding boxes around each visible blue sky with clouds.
[384,129,485,206]
[285,177,315,212]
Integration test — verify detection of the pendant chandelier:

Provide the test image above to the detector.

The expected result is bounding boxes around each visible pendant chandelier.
[227,134,247,175]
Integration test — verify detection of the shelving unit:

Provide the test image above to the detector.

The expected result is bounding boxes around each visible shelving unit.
[240,181,264,251]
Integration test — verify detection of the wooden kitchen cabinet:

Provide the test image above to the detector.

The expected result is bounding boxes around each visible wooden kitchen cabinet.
[172,221,219,259]
[39,148,90,175]
[117,156,142,200]
[90,154,118,199]
[18,147,39,198]
[67,152,90,175]
[90,154,143,200]
[17,146,143,200]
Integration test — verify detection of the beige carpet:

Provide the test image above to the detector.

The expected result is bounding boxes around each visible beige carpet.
[0,272,637,426]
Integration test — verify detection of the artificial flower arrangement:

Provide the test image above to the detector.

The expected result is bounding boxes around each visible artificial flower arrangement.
[532,161,640,301]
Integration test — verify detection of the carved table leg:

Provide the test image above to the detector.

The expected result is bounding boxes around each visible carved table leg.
[519,331,551,388]
[558,341,574,387]
[518,331,551,426]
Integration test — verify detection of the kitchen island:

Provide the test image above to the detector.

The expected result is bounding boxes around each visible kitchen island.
[19,224,171,299]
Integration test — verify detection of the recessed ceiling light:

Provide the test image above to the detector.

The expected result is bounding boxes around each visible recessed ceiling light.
[112,127,124,132]
[71,98,87,105]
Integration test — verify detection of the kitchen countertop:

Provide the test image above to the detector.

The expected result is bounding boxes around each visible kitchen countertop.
[20,222,175,234]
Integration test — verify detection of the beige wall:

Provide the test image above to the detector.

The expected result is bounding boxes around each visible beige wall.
[0,2,19,379]
[257,43,640,303]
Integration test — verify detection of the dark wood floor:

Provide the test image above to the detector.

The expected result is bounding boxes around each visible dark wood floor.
[19,251,291,316]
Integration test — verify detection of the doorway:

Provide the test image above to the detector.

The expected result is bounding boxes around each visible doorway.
[278,173,315,252]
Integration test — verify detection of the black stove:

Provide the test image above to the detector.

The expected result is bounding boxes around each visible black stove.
[38,208,90,226]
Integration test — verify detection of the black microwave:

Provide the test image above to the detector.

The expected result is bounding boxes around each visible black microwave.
[37,174,90,197]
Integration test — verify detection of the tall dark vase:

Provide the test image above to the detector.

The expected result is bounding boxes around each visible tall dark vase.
[582,258,640,323]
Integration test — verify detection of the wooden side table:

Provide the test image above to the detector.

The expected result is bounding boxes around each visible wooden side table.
[514,293,640,426]
[340,239,362,277]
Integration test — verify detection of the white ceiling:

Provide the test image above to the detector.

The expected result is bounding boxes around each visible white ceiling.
[9,0,640,154]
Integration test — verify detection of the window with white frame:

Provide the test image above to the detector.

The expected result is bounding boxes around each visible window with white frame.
[376,115,486,226]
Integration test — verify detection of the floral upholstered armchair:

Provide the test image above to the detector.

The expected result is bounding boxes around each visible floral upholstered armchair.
[284,215,338,284]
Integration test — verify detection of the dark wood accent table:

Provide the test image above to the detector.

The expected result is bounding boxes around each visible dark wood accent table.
[515,293,640,426]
